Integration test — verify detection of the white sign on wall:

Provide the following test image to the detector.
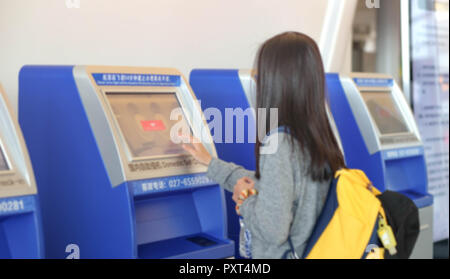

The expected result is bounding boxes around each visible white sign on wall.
[411,0,449,242]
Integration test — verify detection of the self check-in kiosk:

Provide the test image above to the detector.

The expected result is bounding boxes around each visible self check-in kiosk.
[326,73,434,259]
[0,84,43,259]
[190,69,344,257]
[19,66,234,259]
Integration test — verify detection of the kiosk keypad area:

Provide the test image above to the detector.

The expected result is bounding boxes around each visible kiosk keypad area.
[19,66,234,259]
[326,73,434,259]
[0,84,43,259]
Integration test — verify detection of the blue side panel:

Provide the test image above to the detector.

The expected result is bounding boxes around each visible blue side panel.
[19,66,136,258]
[0,195,43,258]
[190,69,256,257]
[326,73,386,191]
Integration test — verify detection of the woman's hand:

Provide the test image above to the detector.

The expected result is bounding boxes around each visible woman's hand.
[180,134,212,166]
[232,177,255,204]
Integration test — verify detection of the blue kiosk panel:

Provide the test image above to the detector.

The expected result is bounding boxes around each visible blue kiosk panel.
[326,73,433,258]
[0,84,43,259]
[19,65,234,259]
[190,69,256,258]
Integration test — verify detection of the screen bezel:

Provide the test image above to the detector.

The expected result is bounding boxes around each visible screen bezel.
[361,89,413,138]
[103,89,194,162]
[0,137,12,174]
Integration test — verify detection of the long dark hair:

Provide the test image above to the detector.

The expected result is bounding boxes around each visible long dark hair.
[255,31,345,182]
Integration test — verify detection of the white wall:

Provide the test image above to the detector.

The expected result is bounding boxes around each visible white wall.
[320,0,357,74]
[0,0,328,110]
[0,0,354,112]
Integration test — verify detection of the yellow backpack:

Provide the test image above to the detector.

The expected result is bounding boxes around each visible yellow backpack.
[288,169,397,259]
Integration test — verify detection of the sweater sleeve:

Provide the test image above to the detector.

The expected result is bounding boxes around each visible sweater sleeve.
[206,157,255,193]
[239,132,296,246]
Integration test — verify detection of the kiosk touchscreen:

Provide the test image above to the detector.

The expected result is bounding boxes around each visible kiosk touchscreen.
[19,66,234,259]
[190,69,344,257]
[326,73,434,258]
[0,84,43,259]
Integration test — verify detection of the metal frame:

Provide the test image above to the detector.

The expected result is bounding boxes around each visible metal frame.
[342,73,422,154]
[0,84,37,198]
[0,136,13,175]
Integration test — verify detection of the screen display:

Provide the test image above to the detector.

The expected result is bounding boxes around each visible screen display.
[361,91,410,135]
[106,93,191,158]
[0,147,8,171]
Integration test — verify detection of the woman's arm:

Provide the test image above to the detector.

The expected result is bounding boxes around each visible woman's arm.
[239,132,295,246]
[207,158,255,193]
[181,134,255,193]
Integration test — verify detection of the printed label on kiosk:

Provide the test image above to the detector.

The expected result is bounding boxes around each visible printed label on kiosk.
[19,66,234,259]
[0,84,43,259]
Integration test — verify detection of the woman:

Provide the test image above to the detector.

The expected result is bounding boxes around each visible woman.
[182,32,346,259]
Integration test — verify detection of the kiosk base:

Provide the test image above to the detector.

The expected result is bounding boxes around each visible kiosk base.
[138,233,233,259]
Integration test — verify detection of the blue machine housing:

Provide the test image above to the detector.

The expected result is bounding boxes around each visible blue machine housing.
[325,73,433,208]
[0,195,44,258]
[0,83,44,259]
[19,65,234,259]
[190,69,256,258]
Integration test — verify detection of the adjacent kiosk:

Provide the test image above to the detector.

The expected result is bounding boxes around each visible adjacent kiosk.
[19,66,234,259]
[0,84,43,259]
[190,69,344,257]
[326,73,434,258]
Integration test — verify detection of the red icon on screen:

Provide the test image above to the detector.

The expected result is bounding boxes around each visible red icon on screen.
[141,120,166,131]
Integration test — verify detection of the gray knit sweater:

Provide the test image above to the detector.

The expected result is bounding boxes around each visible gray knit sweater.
[206,131,330,259]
